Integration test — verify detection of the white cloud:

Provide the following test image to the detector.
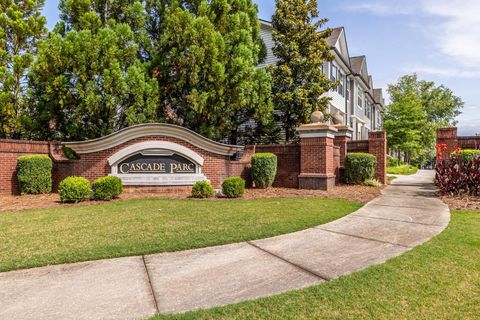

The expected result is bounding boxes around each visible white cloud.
[422,0,480,68]
[345,1,420,16]
[347,0,480,75]
[406,66,480,79]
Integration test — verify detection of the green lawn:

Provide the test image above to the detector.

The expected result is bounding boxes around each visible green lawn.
[153,210,480,320]
[0,198,361,272]
[387,164,419,175]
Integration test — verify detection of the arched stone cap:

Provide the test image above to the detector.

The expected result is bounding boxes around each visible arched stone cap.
[107,141,205,167]
[63,123,244,156]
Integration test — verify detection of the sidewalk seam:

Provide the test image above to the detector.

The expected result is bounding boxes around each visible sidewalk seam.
[353,214,445,227]
[142,255,160,314]
[314,228,412,249]
[369,203,441,210]
[246,241,332,281]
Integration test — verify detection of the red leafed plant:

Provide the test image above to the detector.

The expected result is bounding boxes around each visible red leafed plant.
[436,148,480,196]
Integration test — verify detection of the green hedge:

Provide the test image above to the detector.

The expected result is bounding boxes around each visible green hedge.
[251,153,277,188]
[344,153,377,184]
[92,176,123,201]
[58,176,91,203]
[222,177,245,198]
[453,149,480,162]
[191,181,215,199]
[16,155,52,194]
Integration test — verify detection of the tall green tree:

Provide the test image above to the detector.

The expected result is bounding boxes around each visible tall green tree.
[270,0,336,142]
[0,0,46,138]
[150,0,272,142]
[384,74,463,164]
[29,0,158,140]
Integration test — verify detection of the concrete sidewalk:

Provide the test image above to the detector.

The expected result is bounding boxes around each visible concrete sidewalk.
[0,170,450,320]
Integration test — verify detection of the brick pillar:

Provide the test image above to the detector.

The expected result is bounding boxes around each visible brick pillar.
[436,128,458,161]
[297,124,338,190]
[368,131,387,185]
[333,125,353,168]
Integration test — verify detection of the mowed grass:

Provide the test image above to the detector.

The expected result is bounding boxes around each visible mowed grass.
[0,198,361,272]
[153,210,480,320]
[387,164,419,175]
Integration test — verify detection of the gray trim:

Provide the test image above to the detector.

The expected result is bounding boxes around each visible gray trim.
[63,123,244,156]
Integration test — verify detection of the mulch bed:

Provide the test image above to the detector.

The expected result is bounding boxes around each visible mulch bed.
[441,196,480,211]
[0,184,381,213]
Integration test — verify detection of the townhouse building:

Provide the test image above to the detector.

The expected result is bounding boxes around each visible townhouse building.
[259,20,385,140]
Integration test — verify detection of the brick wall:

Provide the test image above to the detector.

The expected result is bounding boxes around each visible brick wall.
[0,140,53,194]
[68,135,240,189]
[0,128,386,194]
[436,127,480,162]
[457,137,480,150]
[347,140,369,153]
[254,144,300,188]
[345,132,388,185]
[368,131,387,185]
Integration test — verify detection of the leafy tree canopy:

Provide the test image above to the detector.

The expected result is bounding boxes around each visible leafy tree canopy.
[150,0,272,142]
[29,0,158,140]
[384,74,463,164]
[0,0,46,138]
[270,0,337,142]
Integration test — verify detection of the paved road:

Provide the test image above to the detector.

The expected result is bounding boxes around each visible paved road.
[0,170,450,319]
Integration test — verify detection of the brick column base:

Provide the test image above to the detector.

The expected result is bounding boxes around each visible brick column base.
[297,124,338,191]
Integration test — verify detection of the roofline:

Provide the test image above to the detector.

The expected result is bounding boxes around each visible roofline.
[259,19,272,26]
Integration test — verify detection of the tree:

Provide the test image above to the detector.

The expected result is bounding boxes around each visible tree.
[150,0,272,142]
[0,0,46,138]
[384,74,464,164]
[270,0,336,142]
[28,0,158,140]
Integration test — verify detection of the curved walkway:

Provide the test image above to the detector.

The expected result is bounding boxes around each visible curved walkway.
[0,170,450,320]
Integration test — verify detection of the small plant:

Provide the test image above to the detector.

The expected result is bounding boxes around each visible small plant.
[63,146,80,160]
[363,179,382,188]
[17,155,53,194]
[191,180,215,199]
[92,176,123,201]
[344,153,377,184]
[251,153,278,188]
[58,176,91,203]
[222,177,245,198]
[387,155,402,167]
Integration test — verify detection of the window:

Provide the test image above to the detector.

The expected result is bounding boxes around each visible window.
[365,102,372,119]
[331,63,338,82]
[357,85,363,109]
[338,71,345,96]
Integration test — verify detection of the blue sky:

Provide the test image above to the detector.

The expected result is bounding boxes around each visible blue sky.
[42,0,479,135]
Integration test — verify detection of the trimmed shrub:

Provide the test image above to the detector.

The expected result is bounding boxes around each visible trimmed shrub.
[92,176,123,201]
[58,176,91,203]
[251,153,278,188]
[222,177,245,198]
[344,153,377,184]
[17,155,53,194]
[191,180,215,199]
[364,179,382,188]
[453,149,480,163]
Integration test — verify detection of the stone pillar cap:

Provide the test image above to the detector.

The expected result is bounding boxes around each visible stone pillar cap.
[296,123,338,139]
